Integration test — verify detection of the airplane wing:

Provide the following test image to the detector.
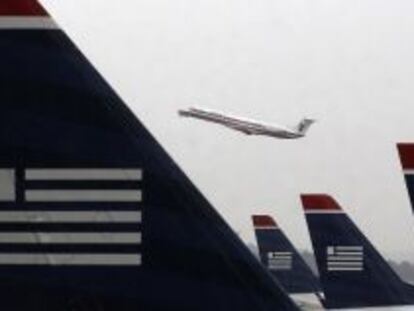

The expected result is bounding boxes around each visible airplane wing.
[226,125,255,135]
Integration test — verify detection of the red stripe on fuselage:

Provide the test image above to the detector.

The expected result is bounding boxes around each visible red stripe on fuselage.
[0,0,48,16]
[398,143,414,170]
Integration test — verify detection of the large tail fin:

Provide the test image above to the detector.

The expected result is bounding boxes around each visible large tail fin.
[295,118,316,135]
[0,1,299,310]
[301,194,414,309]
[398,143,414,215]
[252,215,322,295]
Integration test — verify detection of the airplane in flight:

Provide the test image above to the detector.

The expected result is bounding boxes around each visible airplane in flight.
[301,194,414,310]
[0,1,301,310]
[252,215,324,310]
[179,107,316,139]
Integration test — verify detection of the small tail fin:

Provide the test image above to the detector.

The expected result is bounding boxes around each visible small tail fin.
[398,143,414,215]
[252,215,322,295]
[301,194,414,309]
[0,1,299,310]
[295,118,316,135]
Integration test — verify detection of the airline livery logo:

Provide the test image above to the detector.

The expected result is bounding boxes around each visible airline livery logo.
[267,251,293,271]
[326,246,364,272]
[0,168,143,266]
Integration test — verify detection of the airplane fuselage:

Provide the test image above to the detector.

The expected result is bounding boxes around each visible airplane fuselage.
[179,108,304,139]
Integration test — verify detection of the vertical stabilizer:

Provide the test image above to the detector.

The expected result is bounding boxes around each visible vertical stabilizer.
[296,119,316,135]
[0,1,299,310]
[252,215,322,295]
[301,194,414,309]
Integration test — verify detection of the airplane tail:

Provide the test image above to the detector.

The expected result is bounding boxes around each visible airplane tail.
[0,1,299,310]
[252,215,322,295]
[178,108,197,118]
[301,194,414,309]
[398,143,414,215]
[295,118,316,135]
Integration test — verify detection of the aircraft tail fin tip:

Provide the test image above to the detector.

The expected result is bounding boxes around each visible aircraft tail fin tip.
[397,143,414,215]
[296,118,316,135]
[252,215,278,229]
[301,194,342,212]
[0,0,49,16]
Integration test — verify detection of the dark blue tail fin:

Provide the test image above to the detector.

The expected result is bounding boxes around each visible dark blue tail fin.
[0,1,299,310]
[252,215,322,295]
[398,143,414,215]
[301,194,414,309]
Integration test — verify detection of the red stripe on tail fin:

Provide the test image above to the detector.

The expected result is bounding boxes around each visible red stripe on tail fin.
[0,0,48,16]
[252,215,278,229]
[398,143,414,170]
[301,194,342,211]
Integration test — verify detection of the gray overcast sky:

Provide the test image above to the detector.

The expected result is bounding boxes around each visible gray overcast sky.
[44,0,414,261]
